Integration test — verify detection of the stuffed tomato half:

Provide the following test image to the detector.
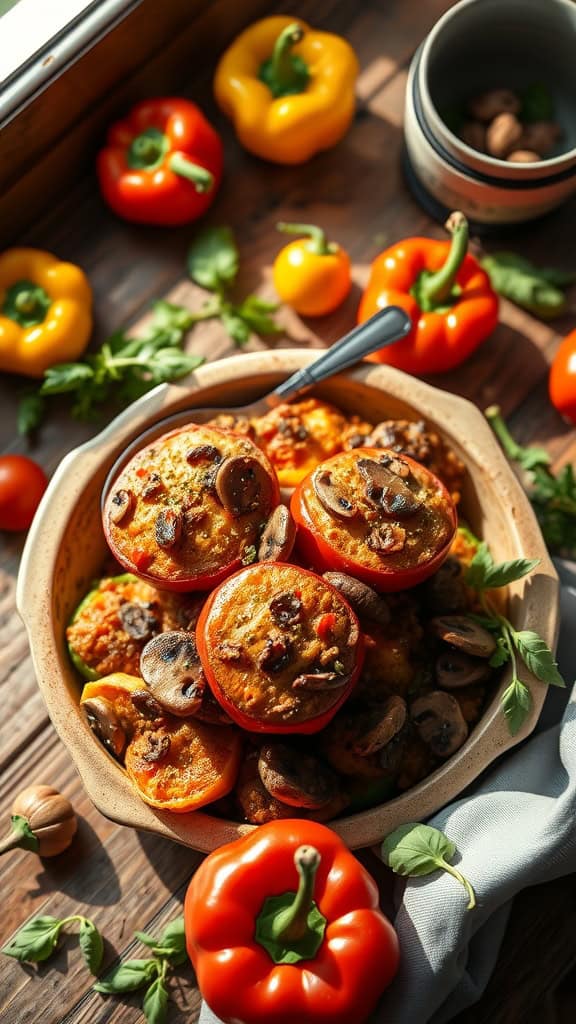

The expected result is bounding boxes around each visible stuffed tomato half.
[103,424,283,591]
[196,562,364,734]
[291,447,457,591]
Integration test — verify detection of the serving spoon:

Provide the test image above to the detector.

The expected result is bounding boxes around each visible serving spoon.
[102,304,411,496]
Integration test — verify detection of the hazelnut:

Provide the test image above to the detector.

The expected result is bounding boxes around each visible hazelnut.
[507,150,542,163]
[517,121,561,157]
[460,121,486,152]
[486,112,523,158]
[468,88,521,122]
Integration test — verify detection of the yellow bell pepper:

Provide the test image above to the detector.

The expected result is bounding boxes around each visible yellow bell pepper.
[214,16,359,165]
[0,248,92,378]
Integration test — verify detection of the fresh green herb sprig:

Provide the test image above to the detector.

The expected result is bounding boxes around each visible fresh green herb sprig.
[186,226,281,346]
[481,251,575,320]
[381,823,476,910]
[18,299,206,436]
[94,916,188,1024]
[464,541,565,735]
[1,913,103,974]
[485,404,576,558]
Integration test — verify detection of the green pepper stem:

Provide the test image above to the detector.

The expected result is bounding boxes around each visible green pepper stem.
[168,154,214,193]
[420,212,469,306]
[276,222,334,256]
[2,280,51,328]
[484,405,523,461]
[270,845,320,942]
[271,23,305,92]
[132,136,162,163]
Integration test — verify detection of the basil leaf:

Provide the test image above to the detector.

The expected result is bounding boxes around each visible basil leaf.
[481,557,540,589]
[93,958,159,993]
[521,82,555,123]
[78,918,104,975]
[187,227,239,291]
[513,630,565,687]
[143,977,169,1024]
[237,295,281,336]
[148,349,204,383]
[151,300,194,335]
[1,916,63,963]
[464,542,494,589]
[41,362,95,395]
[221,308,251,346]
[9,814,39,853]
[17,393,46,436]
[134,930,159,949]
[481,252,571,320]
[501,677,532,735]
[381,822,455,876]
[381,823,476,910]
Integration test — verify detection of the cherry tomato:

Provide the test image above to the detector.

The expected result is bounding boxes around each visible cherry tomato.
[0,455,48,531]
[549,328,576,424]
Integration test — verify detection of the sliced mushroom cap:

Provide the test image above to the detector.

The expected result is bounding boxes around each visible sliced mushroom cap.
[357,457,422,518]
[185,444,223,465]
[323,572,391,625]
[312,469,356,518]
[108,488,134,525]
[130,689,165,719]
[435,650,491,689]
[258,505,296,562]
[422,557,467,614]
[118,602,160,641]
[258,635,293,674]
[352,696,407,756]
[291,670,347,691]
[258,743,339,809]
[236,753,299,825]
[155,509,183,550]
[366,522,406,554]
[430,615,496,658]
[269,590,303,627]
[215,456,273,516]
[411,691,468,758]
[82,697,126,758]
[139,630,207,716]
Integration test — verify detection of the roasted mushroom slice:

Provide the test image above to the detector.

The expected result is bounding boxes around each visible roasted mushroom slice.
[411,691,468,758]
[130,689,165,720]
[236,752,300,825]
[357,457,422,518]
[258,505,296,562]
[258,743,340,809]
[435,650,491,689]
[430,615,496,658]
[118,602,160,641]
[312,469,356,518]
[323,572,391,625]
[215,456,273,516]
[422,557,467,614]
[269,590,303,627]
[321,701,408,778]
[82,697,126,758]
[185,443,223,465]
[108,488,134,525]
[155,509,183,550]
[140,630,207,717]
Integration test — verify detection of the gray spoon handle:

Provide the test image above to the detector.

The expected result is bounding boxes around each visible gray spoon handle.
[269,305,412,405]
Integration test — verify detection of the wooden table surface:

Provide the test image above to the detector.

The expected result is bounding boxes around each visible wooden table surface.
[1,1,576,1022]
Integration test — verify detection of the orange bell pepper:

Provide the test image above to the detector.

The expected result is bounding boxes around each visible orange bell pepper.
[358,212,499,374]
[549,328,576,425]
[273,222,351,316]
[185,818,400,1024]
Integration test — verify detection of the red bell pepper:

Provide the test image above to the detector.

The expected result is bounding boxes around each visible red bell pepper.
[549,328,576,425]
[185,818,400,1024]
[97,98,223,225]
[358,212,499,374]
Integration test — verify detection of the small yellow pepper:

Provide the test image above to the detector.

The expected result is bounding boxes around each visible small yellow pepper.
[273,222,352,316]
[0,248,92,378]
[214,16,359,165]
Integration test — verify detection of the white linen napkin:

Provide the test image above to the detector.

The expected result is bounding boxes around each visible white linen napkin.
[199,564,576,1024]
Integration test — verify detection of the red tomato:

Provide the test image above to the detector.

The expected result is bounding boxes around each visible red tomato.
[549,329,576,424]
[0,455,48,531]
[290,448,457,592]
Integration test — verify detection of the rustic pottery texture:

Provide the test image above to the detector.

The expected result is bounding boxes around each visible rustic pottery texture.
[17,351,559,852]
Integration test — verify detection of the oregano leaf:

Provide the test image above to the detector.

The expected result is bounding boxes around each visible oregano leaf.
[513,631,565,687]
[501,677,532,736]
